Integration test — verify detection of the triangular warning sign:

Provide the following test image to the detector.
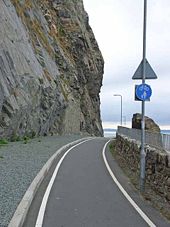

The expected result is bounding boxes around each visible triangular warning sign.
[132,59,157,80]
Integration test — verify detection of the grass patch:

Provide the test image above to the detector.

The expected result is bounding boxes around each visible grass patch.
[109,140,116,156]
[0,139,8,145]
[109,143,114,150]
[0,155,3,159]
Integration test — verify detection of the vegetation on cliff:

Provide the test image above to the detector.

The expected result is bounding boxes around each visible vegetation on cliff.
[0,0,104,138]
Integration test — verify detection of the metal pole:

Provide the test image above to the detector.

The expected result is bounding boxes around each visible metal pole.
[123,116,126,126]
[120,95,123,126]
[140,0,147,193]
[114,94,123,126]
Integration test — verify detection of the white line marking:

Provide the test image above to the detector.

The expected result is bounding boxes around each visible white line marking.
[102,140,156,227]
[35,139,93,227]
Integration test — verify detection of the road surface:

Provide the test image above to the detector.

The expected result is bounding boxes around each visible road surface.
[24,138,170,227]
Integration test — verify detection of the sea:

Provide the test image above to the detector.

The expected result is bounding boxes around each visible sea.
[161,130,170,135]
[104,129,117,138]
[104,129,170,138]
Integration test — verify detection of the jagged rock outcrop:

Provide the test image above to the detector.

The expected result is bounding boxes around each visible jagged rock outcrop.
[132,113,160,133]
[0,0,104,138]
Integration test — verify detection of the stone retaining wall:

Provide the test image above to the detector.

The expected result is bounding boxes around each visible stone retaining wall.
[115,134,170,202]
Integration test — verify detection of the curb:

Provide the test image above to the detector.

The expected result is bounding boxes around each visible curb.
[8,137,90,227]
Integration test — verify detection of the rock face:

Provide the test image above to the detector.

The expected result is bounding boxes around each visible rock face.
[0,0,104,138]
[132,113,160,133]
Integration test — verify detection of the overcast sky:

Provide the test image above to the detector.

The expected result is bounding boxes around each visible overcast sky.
[83,0,170,129]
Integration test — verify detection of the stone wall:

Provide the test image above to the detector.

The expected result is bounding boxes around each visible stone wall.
[115,134,170,202]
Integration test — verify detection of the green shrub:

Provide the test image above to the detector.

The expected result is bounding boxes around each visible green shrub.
[0,139,8,145]
[23,136,29,144]
[10,134,21,142]
[31,131,36,138]
[16,136,21,141]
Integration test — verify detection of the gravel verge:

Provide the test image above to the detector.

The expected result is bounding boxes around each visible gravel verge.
[0,134,85,227]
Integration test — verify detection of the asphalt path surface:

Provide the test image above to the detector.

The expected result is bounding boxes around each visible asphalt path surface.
[24,138,170,227]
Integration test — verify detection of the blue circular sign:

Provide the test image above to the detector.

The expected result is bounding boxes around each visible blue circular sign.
[136,83,152,101]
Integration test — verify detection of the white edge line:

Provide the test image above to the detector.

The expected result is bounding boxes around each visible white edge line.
[8,137,91,227]
[35,138,93,227]
[102,140,156,227]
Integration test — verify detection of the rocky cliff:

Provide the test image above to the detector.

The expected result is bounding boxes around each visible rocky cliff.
[0,0,104,139]
[132,113,160,133]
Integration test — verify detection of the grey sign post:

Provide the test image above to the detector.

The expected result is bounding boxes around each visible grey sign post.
[141,0,147,192]
[113,94,123,126]
[132,0,157,193]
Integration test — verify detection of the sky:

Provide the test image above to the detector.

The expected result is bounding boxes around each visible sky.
[83,0,170,130]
